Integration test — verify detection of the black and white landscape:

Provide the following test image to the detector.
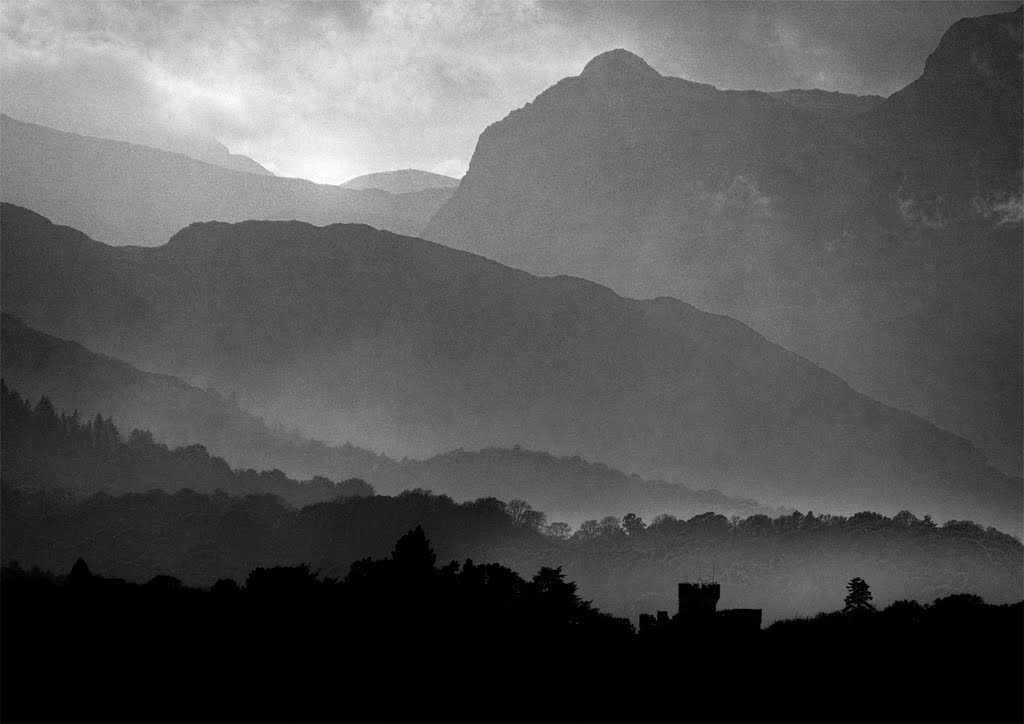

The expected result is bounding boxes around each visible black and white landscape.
[1,3,1021,723]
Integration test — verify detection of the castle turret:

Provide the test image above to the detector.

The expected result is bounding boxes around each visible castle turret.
[677,582,720,620]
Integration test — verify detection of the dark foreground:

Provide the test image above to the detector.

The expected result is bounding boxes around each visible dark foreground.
[2,532,1021,723]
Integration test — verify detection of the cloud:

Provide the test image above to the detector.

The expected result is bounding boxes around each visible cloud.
[710,176,772,213]
[1,0,621,182]
[972,193,1024,226]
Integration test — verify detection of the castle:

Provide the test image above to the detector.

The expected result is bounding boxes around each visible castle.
[638,582,761,637]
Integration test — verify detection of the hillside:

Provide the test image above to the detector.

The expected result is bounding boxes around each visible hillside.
[766,89,885,120]
[0,380,373,506]
[423,8,1023,477]
[341,169,460,193]
[1,114,276,176]
[0,317,776,522]
[0,314,390,482]
[0,114,453,245]
[2,204,1019,532]
[385,447,781,525]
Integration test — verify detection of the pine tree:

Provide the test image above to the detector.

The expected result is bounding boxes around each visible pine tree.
[843,577,875,614]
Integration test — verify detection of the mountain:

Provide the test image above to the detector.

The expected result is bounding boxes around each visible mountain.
[423,8,1023,477]
[0,114,454,245]
[2,204,1019,532]
[1,114,276,176]
[133,132,274,177]
[864,8,1022,147]
[767,89,885,120]
[860,7,1023,197]
[0,314,778,522]
[341,169,461,193]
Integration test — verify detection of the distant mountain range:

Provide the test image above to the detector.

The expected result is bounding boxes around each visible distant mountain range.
[0,312,777,523]
[2,204,1018,532]
[2,115,276,176]
[424,7,1023,477]
[341,169,461,193]
[0,114,454,245]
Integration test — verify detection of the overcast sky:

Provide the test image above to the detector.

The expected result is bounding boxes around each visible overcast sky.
[2,0,1017,183]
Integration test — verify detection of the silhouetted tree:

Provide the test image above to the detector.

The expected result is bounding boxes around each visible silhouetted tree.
[391,525,436,573]
[532,566,580,605]
[245,564,319,595]
[211,578,240,596]
[598,515,623,537]
[545,521,572,540]
[844,577,875,614]
[622,513,646,536]
[505,498,546,530]
[68,557,92,585]
[145,574,182,590]
[892,510,919,527]
[574,519,600,540]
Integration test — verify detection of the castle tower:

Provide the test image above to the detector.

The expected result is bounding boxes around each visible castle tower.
[677,582,720,620]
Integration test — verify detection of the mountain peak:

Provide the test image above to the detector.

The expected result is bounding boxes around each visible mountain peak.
[921,5,1023,82]
[580,49,661,81]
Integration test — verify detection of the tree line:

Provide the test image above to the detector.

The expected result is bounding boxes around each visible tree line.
[3,377,1021,620]
[0,379,373,505]
[2,530,1020,723]
[4,480,1020,622]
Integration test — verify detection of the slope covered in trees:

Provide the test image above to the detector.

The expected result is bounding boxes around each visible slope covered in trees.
[0,314,391,483]
[0,380,372,507]
[0,330,776,522]
[2,204,1019,531]
[384,446,781,524]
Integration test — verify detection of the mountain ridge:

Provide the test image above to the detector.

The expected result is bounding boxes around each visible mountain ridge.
[341,169,461,193]
[0,113,277,176]
[580,49,662,80]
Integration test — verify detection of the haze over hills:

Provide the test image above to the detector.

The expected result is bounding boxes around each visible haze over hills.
[341,169,461,193]
[2,204,1019,532]
[0,114,454,246]
[0,313,776,523]
[424,7,1024,477]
